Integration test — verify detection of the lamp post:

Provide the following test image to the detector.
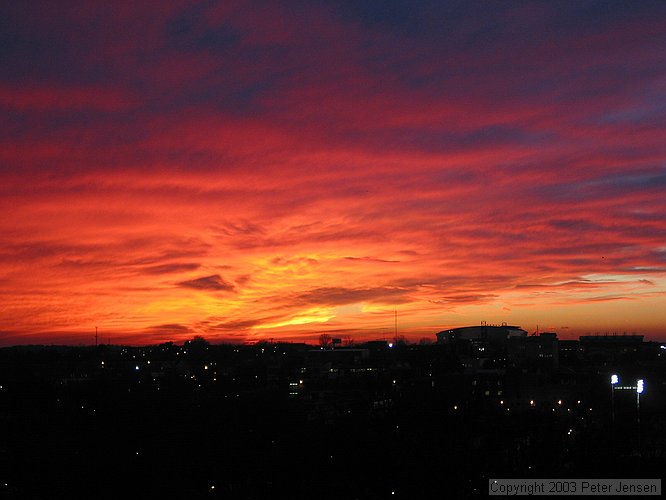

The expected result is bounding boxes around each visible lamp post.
[636,379,644,453]
[610,374,619,424]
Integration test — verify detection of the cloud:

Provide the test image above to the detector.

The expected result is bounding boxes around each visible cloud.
[344,256,401,263]
[0,85,136,111]
[428,294,499,305]
[212,319,264,331]
[144,323,192,334]
[176,275,235,292]
[1,1,666,344]
[296,286,412,306]
[140,262,201,275]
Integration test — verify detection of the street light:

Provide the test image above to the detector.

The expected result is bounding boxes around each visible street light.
[611,374,619,423]
[636,379,644,453]
[636,379,644,424]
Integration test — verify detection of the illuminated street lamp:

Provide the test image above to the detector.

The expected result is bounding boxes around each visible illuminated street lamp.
[610,374,619,423]
[636,379,644,453]
[636,379,644,423]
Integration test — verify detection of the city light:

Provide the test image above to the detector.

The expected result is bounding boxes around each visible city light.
[611,374,619,385]
[637,379,644,394]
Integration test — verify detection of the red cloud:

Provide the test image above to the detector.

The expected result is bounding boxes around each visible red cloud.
[1,1,665,345]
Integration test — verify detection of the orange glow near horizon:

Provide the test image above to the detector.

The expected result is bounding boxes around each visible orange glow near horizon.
[1,2,665,345]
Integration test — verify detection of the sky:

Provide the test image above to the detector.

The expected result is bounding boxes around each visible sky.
[1,1,666,346]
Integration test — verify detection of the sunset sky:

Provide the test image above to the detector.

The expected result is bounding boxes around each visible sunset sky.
[2,1,666,345]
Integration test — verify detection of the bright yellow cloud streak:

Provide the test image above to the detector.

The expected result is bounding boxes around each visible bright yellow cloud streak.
[255,307,336,329]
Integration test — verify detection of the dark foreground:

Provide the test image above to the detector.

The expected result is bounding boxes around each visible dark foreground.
[0,341,664,499]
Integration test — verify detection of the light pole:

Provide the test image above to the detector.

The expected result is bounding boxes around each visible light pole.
[636,379,644,453]
[610,374,619,423]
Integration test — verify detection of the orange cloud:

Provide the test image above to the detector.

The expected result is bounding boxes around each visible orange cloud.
[1,1,665,345]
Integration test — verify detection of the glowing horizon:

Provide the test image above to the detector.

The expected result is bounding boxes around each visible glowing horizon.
[1,1,666,346]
